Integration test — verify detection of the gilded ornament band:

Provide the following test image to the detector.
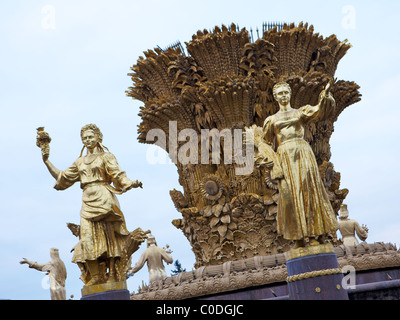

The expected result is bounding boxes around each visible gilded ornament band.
[285,243,334,261]
[286,268,342,283]
[81,280,127,296]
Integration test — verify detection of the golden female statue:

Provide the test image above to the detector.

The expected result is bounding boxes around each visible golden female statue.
[260,82,338,248]
[39,124,146,286]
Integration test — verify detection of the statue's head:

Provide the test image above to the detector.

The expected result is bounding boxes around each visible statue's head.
[79,124,110,156]
[339,204,349,220]
[50,248,60,259]
[147,234,157,247]
[273,82,291,106]
[81,124,103,146]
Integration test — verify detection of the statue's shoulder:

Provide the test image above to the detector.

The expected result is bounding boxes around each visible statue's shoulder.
[263,114,276,129]
[99,151,116,160]
[264,114,275,124]
[73,157,83,165]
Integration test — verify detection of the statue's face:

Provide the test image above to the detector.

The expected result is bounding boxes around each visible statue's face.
[50,248,59,259]
[274,85,291,106]
[147,238,156,247]
[82,130,98,149]
[340,209,349,219]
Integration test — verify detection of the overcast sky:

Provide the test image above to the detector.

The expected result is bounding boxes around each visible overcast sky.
[1,0,399,300]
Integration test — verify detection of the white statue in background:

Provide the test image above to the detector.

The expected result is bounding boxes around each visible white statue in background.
[338,204,368,246]
[129,234,173,284]
[20,248,67,300]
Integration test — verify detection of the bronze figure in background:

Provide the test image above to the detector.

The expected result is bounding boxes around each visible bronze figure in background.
[338,204,368,246]
[20,248,67,300]
[128,234,173,285]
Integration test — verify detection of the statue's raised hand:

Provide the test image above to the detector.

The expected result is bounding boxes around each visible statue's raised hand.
[42,148,49,162]
[319,80,334,104]
[324,81,331,94]
[121,180,143,193]
[36,127,51,162]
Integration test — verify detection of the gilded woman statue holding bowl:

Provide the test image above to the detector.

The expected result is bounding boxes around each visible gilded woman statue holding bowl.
[38,124,146,286]
[259,82,338,248]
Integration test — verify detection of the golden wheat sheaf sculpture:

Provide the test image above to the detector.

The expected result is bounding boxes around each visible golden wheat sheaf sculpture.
[127,22,360,268]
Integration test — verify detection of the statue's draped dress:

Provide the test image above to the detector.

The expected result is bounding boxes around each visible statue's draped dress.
[54,152,131,262]
[263,105,338,241]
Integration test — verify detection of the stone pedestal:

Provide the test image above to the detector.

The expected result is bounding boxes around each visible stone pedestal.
[285,244,349,300]
[80,281,130,300]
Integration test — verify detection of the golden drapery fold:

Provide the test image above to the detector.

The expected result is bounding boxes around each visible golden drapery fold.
[54,152,132,262]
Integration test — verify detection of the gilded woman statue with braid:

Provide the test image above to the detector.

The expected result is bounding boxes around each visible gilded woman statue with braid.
[259,82,338,248]
[39,124,143,286]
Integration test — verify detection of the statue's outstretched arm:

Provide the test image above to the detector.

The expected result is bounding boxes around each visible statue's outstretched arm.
[102,153,143,192]
[130,251,148,274]
[20,258,47,272]
[161,250,173,265]
[354,222,368,242]
[300,82,336,122]
[43,159,60,180]
[314,81,336,119]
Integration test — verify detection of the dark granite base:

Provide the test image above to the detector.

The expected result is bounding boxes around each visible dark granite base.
[81,289,130,300]
[286,252,348,300]
[197,268,400,300]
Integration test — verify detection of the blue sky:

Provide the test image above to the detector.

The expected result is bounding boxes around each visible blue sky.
[1,0,399,300]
